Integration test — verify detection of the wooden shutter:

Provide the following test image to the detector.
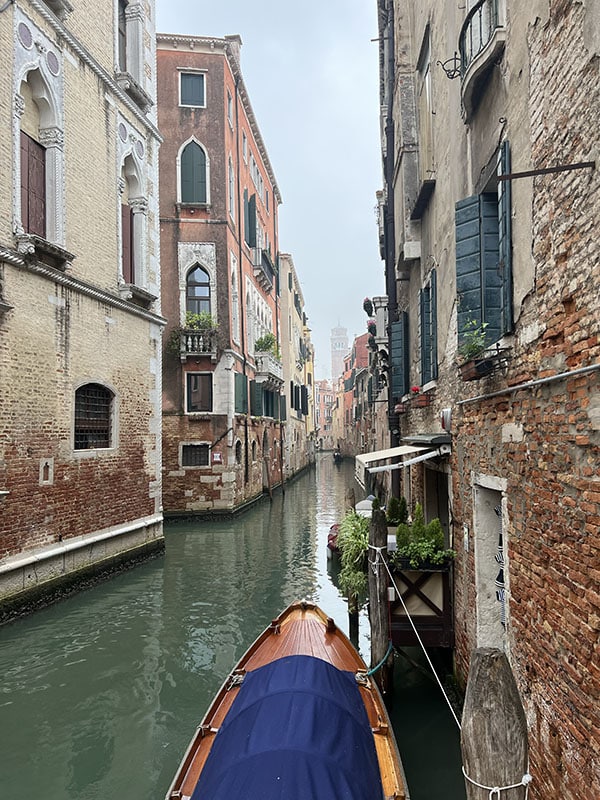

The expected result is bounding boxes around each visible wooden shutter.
[301,385,309,415]
[235,372,248,414]
[121,203,133,283]
[181,142,206,203]
[420,286,431,383]
[390,313,409,400]
[481,192,502,345]
[250,380,263,416]
[279,394,286,421]
[247,193,257,248]
[498,140,513,335]
[431,268,438,379]
[243,189,250,244]
[455,194,483,338]
[21,131,45,238]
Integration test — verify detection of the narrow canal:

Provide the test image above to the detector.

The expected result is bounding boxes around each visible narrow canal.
[0,455,465,799]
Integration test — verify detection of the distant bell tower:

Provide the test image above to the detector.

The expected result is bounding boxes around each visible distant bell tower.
[330,325,349,379]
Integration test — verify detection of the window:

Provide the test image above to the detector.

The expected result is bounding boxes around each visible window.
[390,312,409,400]
[186,373,213,413]
[227,90,233,125]
[118,0,127,72]
[235,371,247,413]
[456,141,512,346]
[420,269,438,384]
[182,444,209,467]
[74,384,113,450]
[228,156,235,221]
[121,201,134,282]
[180,73,205,107]
[20,131,45,238]
[180,141,208,204]
[243,189,256,247]
[235,440,242,464]
[186,266,211,314]
[119,153,145,287]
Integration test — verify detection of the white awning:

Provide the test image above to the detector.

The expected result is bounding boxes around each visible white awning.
[354,445,430,488]
[355,444,429,467]
[367,446,448,474]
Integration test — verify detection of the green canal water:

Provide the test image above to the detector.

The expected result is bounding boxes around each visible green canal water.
[0,455,465,799]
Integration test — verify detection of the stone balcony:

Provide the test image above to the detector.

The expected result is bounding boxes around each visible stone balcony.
[459,0,506,120]
[254,351,284,390]
[179,329,217,361]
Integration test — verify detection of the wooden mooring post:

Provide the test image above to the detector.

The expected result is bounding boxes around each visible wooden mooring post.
[368,508,393,697]
[461,648,529,799]
[345,487,359,645]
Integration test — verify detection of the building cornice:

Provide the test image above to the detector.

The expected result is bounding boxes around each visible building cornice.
[0,246,167,326]
[27,0,162,141]
[157,32,282,205]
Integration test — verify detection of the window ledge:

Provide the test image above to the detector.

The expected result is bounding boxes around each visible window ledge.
[0,299,13,313]
[114,71,154,113]
[410,179,436,220]
[176,202,211,212]
[42,0,73,21]
[461,27,506,120]
[118,283,157,309]
[16,234,75,271]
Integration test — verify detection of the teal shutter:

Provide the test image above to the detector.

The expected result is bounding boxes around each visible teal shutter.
[390,313,409,400]
[181,142,206,203]
[243,189,250,244]
[456,195,483,337]
[420,286,430,383]
[279,394,286,421]
[234,372,248,413]
[498,140,513,335]
[431,268,438,379]
[247,193,257,248]
[481,192,502,345]
[250,380,263,415]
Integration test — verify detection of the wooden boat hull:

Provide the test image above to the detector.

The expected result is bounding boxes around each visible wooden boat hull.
[166,600,407,799]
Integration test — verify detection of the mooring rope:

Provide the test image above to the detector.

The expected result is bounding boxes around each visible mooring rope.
[369,544,534,795]
[366,639,394,676]
[462,766,532,799]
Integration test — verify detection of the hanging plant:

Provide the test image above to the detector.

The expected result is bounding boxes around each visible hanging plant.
[367,319,377,336]
[363,297,374,317]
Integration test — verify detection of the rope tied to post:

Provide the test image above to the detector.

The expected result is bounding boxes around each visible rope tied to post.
[366,640,394,676]
[462,766,532,799]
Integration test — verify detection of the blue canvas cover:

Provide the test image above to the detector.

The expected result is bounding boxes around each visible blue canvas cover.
[191,654,384,800]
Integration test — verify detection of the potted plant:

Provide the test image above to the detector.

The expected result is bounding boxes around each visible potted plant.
[457,319,494,380]
[391,503,455,569]
[363,297,374,317]
[386,495,408,527]
[410,386,431,408]
[367,319,377,336]
[167,311,217,354]
[337,510,370,602]
[184,311,218,331]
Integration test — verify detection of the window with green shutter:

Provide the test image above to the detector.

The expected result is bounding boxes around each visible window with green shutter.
[235,372,248,414]
[180,73,205,107]
[250,380,263,416]
[181,141,207,204]
[390,313,409,400]
[456,141,513,347]
[420,269,438,384]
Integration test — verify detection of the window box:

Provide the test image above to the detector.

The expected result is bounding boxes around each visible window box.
[410,392,432,409]
[458,347,511,381]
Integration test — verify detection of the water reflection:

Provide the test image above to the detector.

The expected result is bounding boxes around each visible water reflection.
[0,454,464,799]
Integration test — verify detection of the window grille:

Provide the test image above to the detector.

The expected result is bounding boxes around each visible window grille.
[74,384,112,450]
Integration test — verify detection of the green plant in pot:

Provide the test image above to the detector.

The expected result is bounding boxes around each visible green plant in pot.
[458,318,489,362]
[386,496,408,527]
[254,332,281,360]
[391,503,455,569]
[185,311,218,331]
[337,510,370,601]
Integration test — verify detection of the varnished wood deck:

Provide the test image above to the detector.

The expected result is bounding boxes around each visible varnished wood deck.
[166,600,407,800]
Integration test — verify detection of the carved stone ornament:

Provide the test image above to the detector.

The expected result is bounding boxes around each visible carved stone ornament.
[39,127,64,148]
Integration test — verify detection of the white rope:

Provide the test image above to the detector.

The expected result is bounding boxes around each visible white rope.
[380,554,462,729]
[462,766,532,799]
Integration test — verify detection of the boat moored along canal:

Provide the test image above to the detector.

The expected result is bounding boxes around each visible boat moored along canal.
[166,600,408,800]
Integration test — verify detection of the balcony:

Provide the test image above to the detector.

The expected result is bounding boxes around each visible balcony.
[179,329,217,361]
[254,351,284,390]
[252,248,276,292]
[459,0,506,119]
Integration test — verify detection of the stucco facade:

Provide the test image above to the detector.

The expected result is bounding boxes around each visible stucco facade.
[0,0,164,613]
[376,0,599,796]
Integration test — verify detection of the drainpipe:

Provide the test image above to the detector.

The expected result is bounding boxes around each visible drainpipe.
[382,3,400,498]
[234,72,250,484]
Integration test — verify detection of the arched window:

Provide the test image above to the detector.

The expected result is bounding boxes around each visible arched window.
[228,156,235,221]
[186,266,211,315]
[74,384,113,450]
[235,440,243,464]
[180,141,207,203]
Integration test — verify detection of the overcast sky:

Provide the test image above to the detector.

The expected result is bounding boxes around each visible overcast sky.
[156,0,385,380]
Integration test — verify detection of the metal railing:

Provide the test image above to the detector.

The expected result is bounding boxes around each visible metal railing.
[459,0,500,75]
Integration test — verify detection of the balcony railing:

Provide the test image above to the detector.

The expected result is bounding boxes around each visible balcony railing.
[459,0,499,73]
[180,329,217,359]
[254,351,284,389]
[458,0,505,118]
[252,248,276,292]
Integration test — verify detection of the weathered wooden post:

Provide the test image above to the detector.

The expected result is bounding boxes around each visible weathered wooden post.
[344,486,359,645]
[368,508,393,696]
[461,648,530,799]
